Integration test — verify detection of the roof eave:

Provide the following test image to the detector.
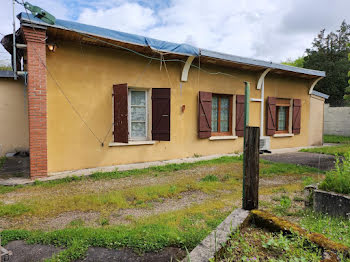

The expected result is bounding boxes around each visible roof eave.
[200,49,326,78]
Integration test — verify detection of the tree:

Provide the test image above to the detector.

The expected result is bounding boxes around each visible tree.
[344,44,350,105]
[282,56,304,68]
[303,21,350,106]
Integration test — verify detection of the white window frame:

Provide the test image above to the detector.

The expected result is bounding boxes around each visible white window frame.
[128,88,148,141]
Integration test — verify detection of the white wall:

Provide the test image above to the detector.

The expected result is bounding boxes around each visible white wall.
[324,104,350,136]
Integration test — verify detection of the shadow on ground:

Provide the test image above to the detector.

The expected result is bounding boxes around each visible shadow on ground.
[0,156,29,179]
[4,241,185,262]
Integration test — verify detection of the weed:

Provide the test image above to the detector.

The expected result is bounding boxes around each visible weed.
[218,227,322,261]
[45,239,89,262]
[300,210,350,247]
[99,217,109,226]
[68,219,85,228]
[293,196,304,202]
[0,202,31,217]
[319,152,350,195]
[273,196,291,215]
[300,144,350,156]
[302,176,315,186]
[260,160,321,176]
[324,135,350,144]
[0,156,6,169]
[221,174,231,181]
[193,153,202,158]
[200,175,219,182]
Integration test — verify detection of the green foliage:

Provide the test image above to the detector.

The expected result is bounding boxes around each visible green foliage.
[260,160,322,176]
[300,210,350,248]
[0,156,7,169]
[200,175,219,182]
[324,134,350,144]
[300,144,350,156]
[319,152,350,195]
[303,21,350,106]
[344,43,350,104]
[218,228,322,262]
[302,176,315,186]
[282,56,305,68]
[273,196,292,215]
[45,240,89,262]
[0,202,31,217]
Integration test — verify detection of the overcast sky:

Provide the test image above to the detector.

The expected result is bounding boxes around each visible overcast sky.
[1,0,349,66]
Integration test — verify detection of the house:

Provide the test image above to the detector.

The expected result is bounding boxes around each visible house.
[1,12,328,179]
[0,70,28,156]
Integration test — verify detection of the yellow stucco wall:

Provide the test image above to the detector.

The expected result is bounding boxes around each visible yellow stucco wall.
[264,75,311,149]
[309,95,325,146]
[46,42,314,173]
[0,78,28,156]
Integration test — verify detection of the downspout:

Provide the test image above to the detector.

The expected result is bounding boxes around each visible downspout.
[257,69,271,137]
[12,0,17,80]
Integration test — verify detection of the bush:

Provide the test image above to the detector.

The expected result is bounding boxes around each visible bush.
[319,151,350,195]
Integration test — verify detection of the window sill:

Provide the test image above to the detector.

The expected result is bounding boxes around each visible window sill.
[109,141,156,147]
[273,133,294,138]
[209,136,238,141]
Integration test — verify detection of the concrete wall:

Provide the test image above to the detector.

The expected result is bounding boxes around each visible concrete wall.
[309,95,325,146]
[46,41,313,173]
[0,78,28,156]
[324,104,350,136]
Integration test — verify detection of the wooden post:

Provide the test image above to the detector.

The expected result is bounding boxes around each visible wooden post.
[243,126,260,210]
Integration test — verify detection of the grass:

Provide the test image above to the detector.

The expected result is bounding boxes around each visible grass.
[324,134,350,144]
[300,134,350,156]
[300,144,350,156]
[300,211,350,248]
[0,155,325,261]
[217,227,322,262]
[319,152,350,195]
[0,156,6,169]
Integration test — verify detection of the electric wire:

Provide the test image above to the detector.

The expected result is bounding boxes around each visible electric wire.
[15,0,238,79]
[15,1,239,146]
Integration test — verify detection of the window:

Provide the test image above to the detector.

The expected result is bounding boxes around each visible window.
[211,94,232,136]
[128,89,148,140]
[113,84,171,143]
[276,99,290,134]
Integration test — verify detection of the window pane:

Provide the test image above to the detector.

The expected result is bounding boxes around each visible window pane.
[211,96,218,132]
[220,97,229,132]
[277,107,287,131]
[131,122,146,137]
[131,106,146,121]
[131,91,145,106]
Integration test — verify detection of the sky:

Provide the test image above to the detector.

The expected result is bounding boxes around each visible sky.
[0,0,349,66]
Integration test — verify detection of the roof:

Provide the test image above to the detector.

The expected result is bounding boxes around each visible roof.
[17,12,325,78]
[0,70,15,78]
[311,90,329,99]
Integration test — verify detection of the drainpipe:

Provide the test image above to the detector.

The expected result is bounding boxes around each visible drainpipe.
[257,69,271,137]
[12,0,17,80]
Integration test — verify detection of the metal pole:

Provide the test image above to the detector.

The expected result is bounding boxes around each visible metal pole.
[242,81,250,208]
[12,0,17,80]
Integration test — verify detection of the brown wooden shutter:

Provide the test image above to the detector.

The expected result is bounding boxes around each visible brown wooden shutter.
[198,91,212,138]
[113,84,128,143]
[152,88,171,141]
[235,95,245,137]
[266,97,276,136]
[292,99,301,134]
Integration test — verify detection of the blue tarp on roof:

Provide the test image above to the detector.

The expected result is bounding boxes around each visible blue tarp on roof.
[17,12,199,56]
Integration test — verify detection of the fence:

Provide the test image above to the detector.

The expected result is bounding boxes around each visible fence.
[324,104,350,136]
